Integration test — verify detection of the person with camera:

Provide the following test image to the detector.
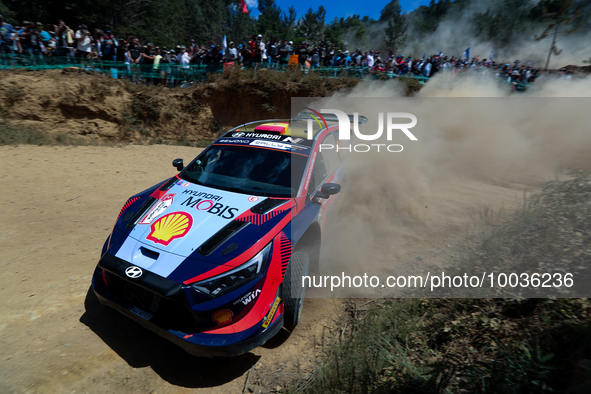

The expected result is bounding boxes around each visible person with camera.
[75,24,91,59]
[19,21,44,64]
[55,20,74,60]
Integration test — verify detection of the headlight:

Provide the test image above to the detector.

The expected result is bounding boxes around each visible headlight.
[191,242,272,297]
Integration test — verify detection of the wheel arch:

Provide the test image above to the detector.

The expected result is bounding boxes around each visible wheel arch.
[293,222,321,275]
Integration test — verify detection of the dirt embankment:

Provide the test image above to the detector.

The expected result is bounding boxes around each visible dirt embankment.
[0,69,363,145]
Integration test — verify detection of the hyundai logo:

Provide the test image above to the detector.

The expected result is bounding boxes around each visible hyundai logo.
[125,266,143,279]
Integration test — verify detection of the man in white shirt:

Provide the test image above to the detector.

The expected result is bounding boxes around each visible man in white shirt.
[367,50,374,68]
[228,41,237,62]
[179,46,190,68]
[75,24,91,58]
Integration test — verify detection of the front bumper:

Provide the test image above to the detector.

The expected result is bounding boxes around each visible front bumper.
[92,253,283,357]
[94,289,283,357]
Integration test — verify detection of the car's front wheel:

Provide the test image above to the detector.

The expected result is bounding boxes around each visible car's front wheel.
[283,251,309,331]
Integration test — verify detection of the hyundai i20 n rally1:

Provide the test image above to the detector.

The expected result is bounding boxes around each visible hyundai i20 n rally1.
[91,112,357,356]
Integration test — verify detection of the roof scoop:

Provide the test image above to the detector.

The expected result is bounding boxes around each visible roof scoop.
[254,123,290,134]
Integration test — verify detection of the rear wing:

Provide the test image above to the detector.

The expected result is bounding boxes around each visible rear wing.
[294,112,368,125]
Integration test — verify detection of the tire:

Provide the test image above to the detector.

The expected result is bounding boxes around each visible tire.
[283,251,309,331]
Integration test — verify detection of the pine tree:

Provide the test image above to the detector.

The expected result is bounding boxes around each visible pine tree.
[256,0,284,37]
[295,6,326,45]
[383,0,407,53]
[534,0,584,70]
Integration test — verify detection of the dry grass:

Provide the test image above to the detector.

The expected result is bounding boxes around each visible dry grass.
[289,172,591,394]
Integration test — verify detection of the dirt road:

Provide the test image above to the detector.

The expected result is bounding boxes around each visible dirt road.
[0,144,540,393]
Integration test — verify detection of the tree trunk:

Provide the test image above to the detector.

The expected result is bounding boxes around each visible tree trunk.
[544,23,559,71]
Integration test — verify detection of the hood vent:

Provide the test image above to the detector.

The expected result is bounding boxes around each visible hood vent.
[251,198,288,214]
[159,177,177,191]
[198,221,249,256]
[126,197,157,229]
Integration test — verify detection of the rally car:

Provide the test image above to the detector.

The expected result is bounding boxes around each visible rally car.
[91,112,356,357]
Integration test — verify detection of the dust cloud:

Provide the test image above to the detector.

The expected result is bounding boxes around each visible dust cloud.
[346,0,590,68]
[302,75,590,296]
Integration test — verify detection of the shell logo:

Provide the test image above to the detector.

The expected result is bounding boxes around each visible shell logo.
[146,211,193,246]
[212,309,234,325]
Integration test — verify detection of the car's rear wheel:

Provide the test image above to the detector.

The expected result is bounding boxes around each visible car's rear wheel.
[283,251,309,331]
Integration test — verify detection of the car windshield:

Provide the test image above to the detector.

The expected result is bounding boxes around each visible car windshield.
[181,144,308,197]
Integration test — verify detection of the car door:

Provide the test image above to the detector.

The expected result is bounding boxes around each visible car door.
[309,132,342,228]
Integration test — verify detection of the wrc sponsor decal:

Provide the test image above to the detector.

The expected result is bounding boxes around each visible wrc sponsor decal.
[182,189,223,201]
[146,211,193,246]
[218,139,251,144]
[139,193,175,224]
[233,289,261,306]
[180,196,239,220]
[248,196,259,202]
[176,180,190,187]
[232,132,282,140]
[230,132,305,144]
[262,296,281,328]
[283,137,304,144]
[250,140,291,150]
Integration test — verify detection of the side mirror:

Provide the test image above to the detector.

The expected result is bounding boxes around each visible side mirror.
[172,158,184,171]
[314,183,341,200]
[321,183,341,195]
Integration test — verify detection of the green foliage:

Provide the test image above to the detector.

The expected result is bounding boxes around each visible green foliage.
[256,0,283,38]
[427,341,555,393]
[4,0,589,65]
[292,298,591,393]
[0,0,16,24]
[281,6,297,41]
[380,0,403,22]
[342,15,367,42]
[295,6,326,45]
[325,17,345,49]
[3,0,256,47]
[383,1,408,53]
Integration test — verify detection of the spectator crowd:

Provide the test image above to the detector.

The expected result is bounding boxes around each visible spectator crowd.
[0,14,553,87]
